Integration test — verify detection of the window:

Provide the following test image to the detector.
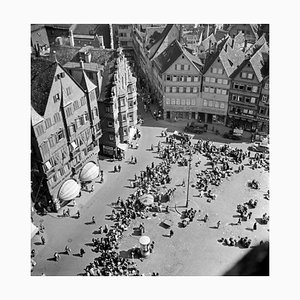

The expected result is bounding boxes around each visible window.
[122,114,126,121]
[209,101,213,107]
[45,118,52,129]
[246,85,252,92]
[215,101,219,108]
[165,86,170,92]
[184,65,189,71]
[221,89,227,95]
[75,118,81,128]
[243,109,248,114]
[216,88,221,94]
[73,100,79,111]
[238,84,245,90]
[181,99,186,105]
[175,64,179,70]
[248,110,253,115]
[35,124,45,137]
[217,78,223,84]
[264,83,269,89]
[218,68,223,74]
[40,142,50,157]
[220,102,225,109]
[205,77,210,82]
[247,73,253,79]
[193,87,198,93]
[105,106,110,113]
[48,136,55,148]
[194,76,199,82]
[45,160,52,171]
[179,87,183,93]
[80,96,86,106]
[252,86,258,93]
[191,99,196,105]
[237,95,243,102]
[209,87,214,93]
[186,99,190,106]
[57,129,64,141]
[176,99,180,105]
[179,76,184,82]
[222,79,228,85]
[94,107,98,117]
[262,95,268,103]
[53,93,60,103]
[53,112,60,123]
[210,77,216,83]
[259,107,266,114]
[166,75,171,81]
[123,128,128,136]
[250,97,256,104]
[204,87,209,93]
[90,90,96,101]
[187,76,191,82]
[120,98,125,106]
[109,135,114,141]
[66,106,73,118]
[84,113,89,122]
[203,99,208,106]
[245,97,251,103]
[212,68,217,74]
[241,72,247,78]
[108,121,113,127]
[186,87,191,93]
[69,124,75,135]
[232,95,237,101]
[172,86,177,93]
[172,76,177,82]
[234,83,239,89]
[59,167,65,177]
[66,87,72,96]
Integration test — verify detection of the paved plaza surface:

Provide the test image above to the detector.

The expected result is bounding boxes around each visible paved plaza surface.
[31,101,269,276]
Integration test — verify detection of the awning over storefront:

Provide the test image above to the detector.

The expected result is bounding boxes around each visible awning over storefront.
[31,223,39,239]
[79,162,99,182]
[58,179,80,201]
[139,193,154,206]
[117,143,128,151]
[128,126,137,142]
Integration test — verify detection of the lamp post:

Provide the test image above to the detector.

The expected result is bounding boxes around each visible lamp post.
[185,153,193,208]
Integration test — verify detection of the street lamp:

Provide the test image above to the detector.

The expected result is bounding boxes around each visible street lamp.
[185,153,193,208]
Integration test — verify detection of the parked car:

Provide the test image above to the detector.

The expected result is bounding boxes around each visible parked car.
[248,142,269,153]
[184,122,207,134]
[223,128,244,140]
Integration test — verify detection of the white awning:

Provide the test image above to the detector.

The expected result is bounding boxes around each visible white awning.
[117,143,128,151]
[139,194,154,206]
[79,162,99,182]
[58,179,80,201]
[31,223,39,239]
[139,236,151,245]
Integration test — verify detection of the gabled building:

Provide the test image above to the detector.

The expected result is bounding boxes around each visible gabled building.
[228,24,259,44]
[257,75,269,133]
[31,57,101,212]
[227,43,269,131]
[152,39,203,120]
[31,24,50,56]
[201,34,246,123]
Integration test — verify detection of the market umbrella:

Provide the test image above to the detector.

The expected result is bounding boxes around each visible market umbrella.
[139,194,154,206]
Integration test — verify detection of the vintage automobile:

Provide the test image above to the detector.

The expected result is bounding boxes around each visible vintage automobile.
[184,122,207,134]
[223,128,244,140]
[248,141,269,154]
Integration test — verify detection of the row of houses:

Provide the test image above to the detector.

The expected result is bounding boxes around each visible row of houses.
[128,24,269,133]
[31,26,138,212]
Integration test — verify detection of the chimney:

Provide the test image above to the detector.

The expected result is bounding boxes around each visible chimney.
[53,50,58,63]
[207,24,210,39]
[80,59,84,69]
[243,39,248,51]
[69,30,74,47]
[98,35,105,49]
[84,51,91,63]
[35,42,41,57]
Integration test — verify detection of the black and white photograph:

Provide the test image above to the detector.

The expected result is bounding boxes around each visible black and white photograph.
[30,23,269,276]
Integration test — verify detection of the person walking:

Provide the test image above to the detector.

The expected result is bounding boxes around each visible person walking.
[80,248,85,257]
[118,165,121,172]
[76,210,80,219]
[41,235,45,245]
[216,221,221,229]
[169,229,174,238]
[237,218,241,225]
[253,222,257,231]
[65,245,71,255]
[248,212,252,220]
[91,216,95,224]
[204,214,208,223]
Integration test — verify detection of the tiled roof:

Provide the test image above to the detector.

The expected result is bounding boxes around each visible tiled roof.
[214,29,228,42]
[44,24,72,29]
[245,34,268,56]
[153,39,183,74]
[31,57,57,116]
[80,71,97,92]
[31,24,44,32]
[249,43,269,82]
[148,24,175,60]
[72,24,98,35]
[31,106,44,126]
[64,61,103,72]
[153,39,203,74]
[201,33,217,51]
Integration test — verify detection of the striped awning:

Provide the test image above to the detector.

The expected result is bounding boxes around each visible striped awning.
[139,194,154,206]
[58,179,80,201]
[79,162,99,182]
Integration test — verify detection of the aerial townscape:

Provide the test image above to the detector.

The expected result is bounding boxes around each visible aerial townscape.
[31,23,269,276]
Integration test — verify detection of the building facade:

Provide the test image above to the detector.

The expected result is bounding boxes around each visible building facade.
[31,58,101,212]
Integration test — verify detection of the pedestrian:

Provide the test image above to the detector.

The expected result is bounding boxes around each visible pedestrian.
[90,185,94,193]
[118,165,121,172]
[248,212,252,220]
[217,221,221,229]
[31,249,35,258]
[136,143,139,150]
[182,179,185,187]
[76,210,80,219]
[134,157,137,164]
[92,216,95,224]
[114,165,118,172]
[65,245,71,255]
[204,214,208,223]
[100,170,104,177]
[253,222,257,231]
[72,199,76,206]
[80,248,85,257]
[237,218,241,225]
[41,235,45,245]
[169,229,174,238]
